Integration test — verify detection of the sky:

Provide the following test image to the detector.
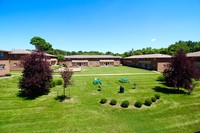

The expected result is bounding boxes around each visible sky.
[0,0,200,54]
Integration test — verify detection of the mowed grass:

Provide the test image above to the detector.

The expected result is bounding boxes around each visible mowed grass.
[0,66,200,133]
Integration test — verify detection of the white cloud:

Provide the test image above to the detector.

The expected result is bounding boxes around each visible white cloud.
[151,38,156,42]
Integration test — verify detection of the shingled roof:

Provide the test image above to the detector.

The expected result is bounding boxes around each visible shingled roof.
[125,54,172,59]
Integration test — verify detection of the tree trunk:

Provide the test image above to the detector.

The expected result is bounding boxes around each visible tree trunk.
[63,87,66,96]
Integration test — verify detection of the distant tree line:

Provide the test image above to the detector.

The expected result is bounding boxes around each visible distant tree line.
[30,36,200,58]
[123,40,200,57]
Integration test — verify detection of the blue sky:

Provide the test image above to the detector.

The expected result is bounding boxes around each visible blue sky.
[0,0,200,54]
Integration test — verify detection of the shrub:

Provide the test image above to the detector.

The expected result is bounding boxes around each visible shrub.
[156,75,165,81]
[110,99,117,106]
[151,97,157,102]
[56,95,67,102]
[97,88,101,91]
[55,79,63,86]
[5,73,12,76]
[155,94,160,99]
[144,98,152,106]
[100,98,107,104]
[49,80,56,88]
[134,101,143,108]
[121,100,129,108]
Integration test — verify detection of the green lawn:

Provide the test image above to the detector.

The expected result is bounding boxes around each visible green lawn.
[0,66,200,133]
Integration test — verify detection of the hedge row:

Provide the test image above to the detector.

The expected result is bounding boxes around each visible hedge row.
[100,94,161,108]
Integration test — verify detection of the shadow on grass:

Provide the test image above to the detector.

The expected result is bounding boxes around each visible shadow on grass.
[152,86,188,95]
[17,91,48,100]
[54,95,70,102]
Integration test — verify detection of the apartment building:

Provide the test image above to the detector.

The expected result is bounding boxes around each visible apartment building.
[0,49,10,76]
[123,54,172,72]
[64,55,121,67]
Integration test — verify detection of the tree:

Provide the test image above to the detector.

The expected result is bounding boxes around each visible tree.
[61,69,73,98]
[30,36,53,53]
[57,54,65,62]
[163,49,200,93]
[19,51,52,98]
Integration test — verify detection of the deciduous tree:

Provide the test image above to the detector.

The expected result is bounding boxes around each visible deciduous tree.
[163,49,200,93]
[61,69,73,98]
[19,51,52,98]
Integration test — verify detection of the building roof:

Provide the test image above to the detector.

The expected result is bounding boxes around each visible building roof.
[186,51,200,57]
[0,49,10,52]
[10,49,32,54]
[10,49,57,57]
[125,54,172,59]
[65,55,122,59]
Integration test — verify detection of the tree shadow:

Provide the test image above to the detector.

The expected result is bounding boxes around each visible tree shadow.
[152,86,188,95]
[17,91,48,100]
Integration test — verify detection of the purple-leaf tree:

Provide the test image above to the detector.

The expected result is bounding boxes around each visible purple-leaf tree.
[61,69,73,98]
[163,49,200,93]
[19,51,52,98]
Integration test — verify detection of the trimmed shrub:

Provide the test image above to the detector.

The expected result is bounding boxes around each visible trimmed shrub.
[134,101,143,108]
[144,98,152,106]
[55,79,63,86]
[121,100,129,108]
[110,99,117,106]
[151,97,157,102]
[155,94,160,99]
[5,73,12,76]
[100,98,107,104]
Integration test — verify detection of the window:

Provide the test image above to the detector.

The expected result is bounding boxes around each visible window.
[12,54,17,58]
[0,52,4,57]
[14,63,18,67]
[0,64,6,69]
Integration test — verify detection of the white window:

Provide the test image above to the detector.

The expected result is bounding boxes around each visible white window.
[0,64,6,69]
[14,63,18,67]
[0,52,4,57]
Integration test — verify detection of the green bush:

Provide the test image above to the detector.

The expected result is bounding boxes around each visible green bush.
[151,97,157,102]
[156,75,165,81]
[100,98,107,104]
[121,100,129,108]
[55,79,63,86]
[134,101,143,108]
[144,98,152,106]
[155,94,160,99]
[5,73,12,76]
[56,95,67,102]
[110,99,117,106]
[49,80,56,88]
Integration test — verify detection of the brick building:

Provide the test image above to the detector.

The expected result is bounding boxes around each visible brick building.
[64,55,121,67]
[0,49,10,76]
[187,51,200,69]
[10,50,58,71]
[123,54,172,72]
